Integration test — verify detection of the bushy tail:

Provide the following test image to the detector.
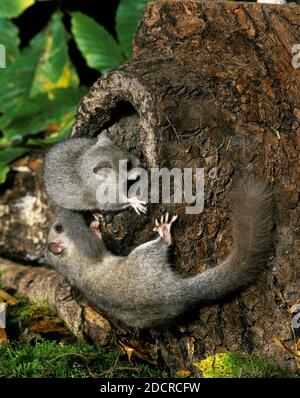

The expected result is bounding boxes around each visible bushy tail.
[174,177,274,306]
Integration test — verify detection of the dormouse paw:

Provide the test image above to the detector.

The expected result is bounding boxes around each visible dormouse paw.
[153,212,178,246]
[127,196,147,215]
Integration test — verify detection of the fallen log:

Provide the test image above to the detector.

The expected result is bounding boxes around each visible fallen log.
[0,258,112,346]
[0,257,175,368]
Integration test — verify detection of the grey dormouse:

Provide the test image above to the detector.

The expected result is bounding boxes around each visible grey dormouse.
[43,131,147,215]
[42,177,274,329]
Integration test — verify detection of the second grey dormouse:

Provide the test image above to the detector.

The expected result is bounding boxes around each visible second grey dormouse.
[42,177,274,329]
[43,131,147,215]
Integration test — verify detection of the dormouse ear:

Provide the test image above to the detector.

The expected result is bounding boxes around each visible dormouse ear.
[97,130,112,146]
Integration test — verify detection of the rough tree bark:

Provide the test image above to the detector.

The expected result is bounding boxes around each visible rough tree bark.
[0,1,300,373]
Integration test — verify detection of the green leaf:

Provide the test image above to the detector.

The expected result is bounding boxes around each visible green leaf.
[30,11,79,97]
[116,0,149,58]
[27,112,75,146]
[0,18,20,65]
[71,12,125,73]
[0,11,79,115]
[0,147,28,185]
[1,87,86,142]
[0,0,35,18]
[0,164,10,184]
[0,31,44,114]
[0,147,27,165]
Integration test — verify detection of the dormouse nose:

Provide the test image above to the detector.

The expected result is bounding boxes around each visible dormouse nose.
[47,242,64,255]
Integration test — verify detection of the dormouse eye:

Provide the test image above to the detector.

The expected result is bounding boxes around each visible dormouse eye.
[55,224,63,233]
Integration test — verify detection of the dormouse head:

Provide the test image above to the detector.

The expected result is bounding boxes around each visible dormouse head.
[41,208,103,271]
[81,130,144,211]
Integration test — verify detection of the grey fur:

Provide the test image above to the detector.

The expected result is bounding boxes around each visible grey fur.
[43,178,274,329]
[43,132,144,213]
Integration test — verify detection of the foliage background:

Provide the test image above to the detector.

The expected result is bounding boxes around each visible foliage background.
[0,0,148,184]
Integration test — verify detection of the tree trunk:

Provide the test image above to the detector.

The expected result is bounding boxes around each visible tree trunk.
[0,1,300,373]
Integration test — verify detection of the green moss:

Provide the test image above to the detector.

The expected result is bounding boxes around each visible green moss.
[0,340,169,378]
[3,294,296,379]
[7,297,52,325]
[5,296,60,341]
[194,352,293,378]
[1,295,169,378]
